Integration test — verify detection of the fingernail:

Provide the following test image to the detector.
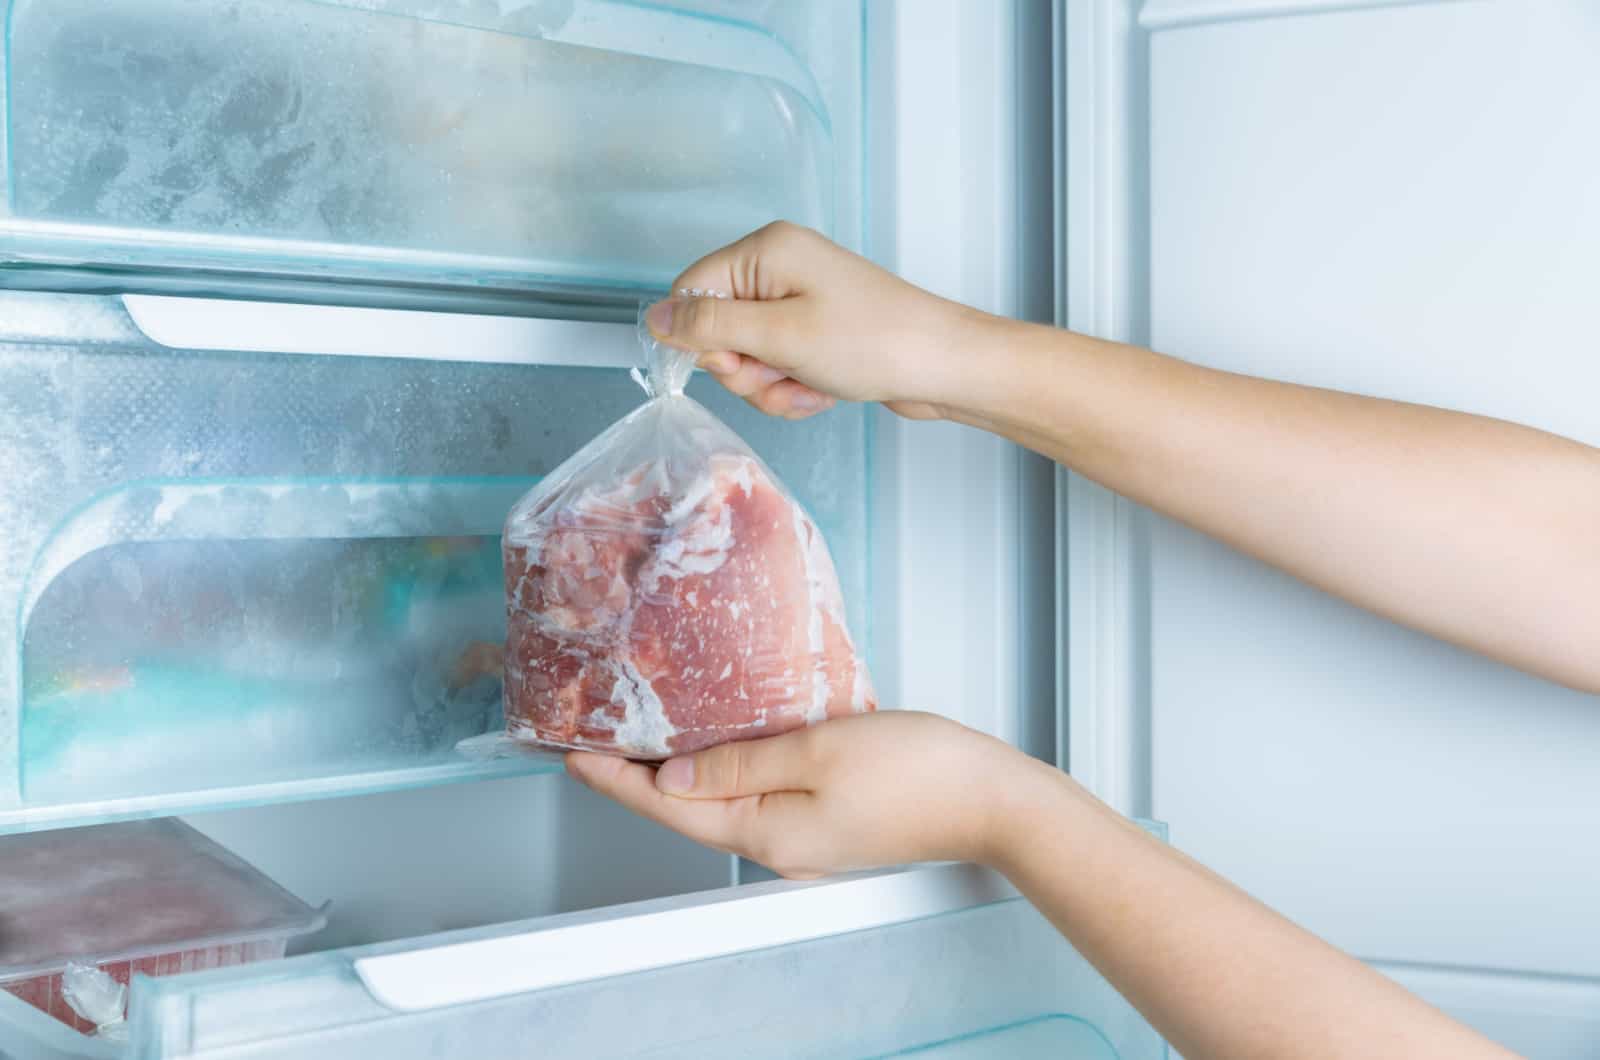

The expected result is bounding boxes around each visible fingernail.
[698,352,738,375]
[789,391,823,413]
[657,756,694,794]
[645,300,675,337]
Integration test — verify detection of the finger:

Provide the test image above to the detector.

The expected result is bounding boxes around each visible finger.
[707,355,786,399]
[669,232,763,300]
[697,354,833,418]
[670,220,819,301]
[654,730,819,800]
[748,379,835,420]
[695,350,742,376]
[738,791,829,880]
[565,752,747,851]
[644,295,795,367]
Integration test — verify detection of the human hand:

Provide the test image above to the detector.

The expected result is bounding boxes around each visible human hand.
[642,222,991,421]
[565,711,1053,879]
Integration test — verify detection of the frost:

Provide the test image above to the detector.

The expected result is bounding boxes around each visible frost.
[601,659,677,757]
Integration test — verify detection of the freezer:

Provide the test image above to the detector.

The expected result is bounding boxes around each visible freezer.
[3,0,1597,1056]
[0,0,1092,1055]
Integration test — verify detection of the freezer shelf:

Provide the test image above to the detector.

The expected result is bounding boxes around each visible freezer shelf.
[881,1015,1119,1059]
[0,1001,1121,1060]
[0,0,862,313]
[0,291,872,833]
[103,873,1162,1059]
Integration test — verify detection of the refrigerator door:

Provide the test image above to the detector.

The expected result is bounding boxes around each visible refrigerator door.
[1060,1,1600,1055]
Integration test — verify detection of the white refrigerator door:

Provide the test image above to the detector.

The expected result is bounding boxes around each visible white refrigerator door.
[1062,1,1600,1055]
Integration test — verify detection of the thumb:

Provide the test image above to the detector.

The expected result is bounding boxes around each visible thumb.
[644,295,796,367]
[655,731,816,799]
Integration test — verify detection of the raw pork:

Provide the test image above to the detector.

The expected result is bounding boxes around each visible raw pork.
[504,452,875,758]
[0,819,324,1034]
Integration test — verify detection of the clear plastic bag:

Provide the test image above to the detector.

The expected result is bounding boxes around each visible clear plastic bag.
[463,297,875,760]
[61,963,129,1042]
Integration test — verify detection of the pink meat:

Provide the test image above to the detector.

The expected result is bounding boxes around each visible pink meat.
[0,820,314,1034]
[504,453,874,757]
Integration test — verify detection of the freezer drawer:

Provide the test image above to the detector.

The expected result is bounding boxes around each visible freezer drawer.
[0,866,1164,1059]
[0,0,862,314]
[0,291,871,833]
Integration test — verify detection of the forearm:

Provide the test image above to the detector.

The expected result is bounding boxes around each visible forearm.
[942,313,1600,693]
[985,762,1512,1060]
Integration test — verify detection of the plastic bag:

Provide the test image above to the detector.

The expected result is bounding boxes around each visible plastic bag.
[463,296,875,760]
[61,963,130,1042]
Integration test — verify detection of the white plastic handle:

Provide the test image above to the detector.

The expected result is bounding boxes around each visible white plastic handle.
[354,863,1013,1013]
[124,295,639,367]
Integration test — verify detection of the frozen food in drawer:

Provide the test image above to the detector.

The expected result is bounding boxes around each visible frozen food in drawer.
[0,818,325,1037]
[0,0,860,306]
[0,291,870,833]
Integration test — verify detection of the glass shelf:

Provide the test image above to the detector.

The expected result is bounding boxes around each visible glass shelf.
[0,0,863,313]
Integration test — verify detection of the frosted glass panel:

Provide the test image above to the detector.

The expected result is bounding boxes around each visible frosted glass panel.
[0,291,870,832]
[21,535,510,807]
[0,0,862,310]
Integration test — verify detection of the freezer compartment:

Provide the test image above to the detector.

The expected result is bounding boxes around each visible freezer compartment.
[0,0,860,313]
[0,818,324,1038]
[103,869,1162,1059]
[0,291,870,833]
